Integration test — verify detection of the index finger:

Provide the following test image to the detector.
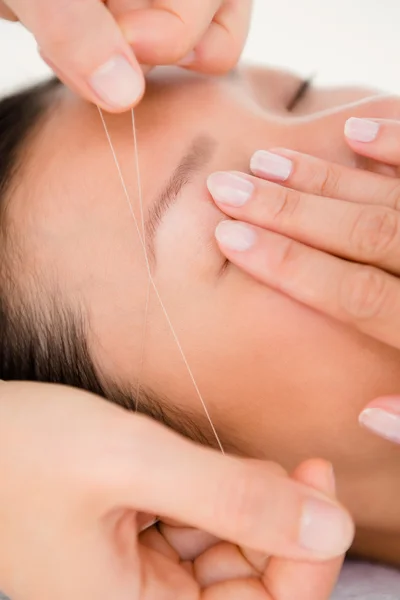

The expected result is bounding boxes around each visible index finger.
[119,0,220,64]
[250,149,400,210]
[11,0,144,111]
[112,414,354,561]
[215,220,400,349]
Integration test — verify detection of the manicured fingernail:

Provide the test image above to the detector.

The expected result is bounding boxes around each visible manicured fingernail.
[207,172,254,207]
[215,221,256,251]
[90,55,143,108]
[359,408,400,443]
[250,151,293,181]
[178,50,196,66]
[300,498,354,555]
[344,118,380,142]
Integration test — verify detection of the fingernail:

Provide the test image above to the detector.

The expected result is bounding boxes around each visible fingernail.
[207,172,254,207]
[300,498,354,555]
[178,50,196,66]
[344,118,380,143]
[215,221,257,251]
[359,408,400,443]
[90,55,143,108]
[250,151,293,181]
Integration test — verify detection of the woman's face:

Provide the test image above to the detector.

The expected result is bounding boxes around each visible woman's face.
[13,66,400,506]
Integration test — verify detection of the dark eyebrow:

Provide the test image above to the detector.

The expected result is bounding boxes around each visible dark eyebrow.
[144,135,217,268]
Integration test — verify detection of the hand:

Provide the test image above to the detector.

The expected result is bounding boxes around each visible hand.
[148,459,344,600]
[207,116,400,447]
[0,0,252,112]
[0,382,353,600]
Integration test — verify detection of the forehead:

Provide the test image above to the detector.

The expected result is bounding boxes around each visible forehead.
[13,68,247,247]
[6,70,242,369]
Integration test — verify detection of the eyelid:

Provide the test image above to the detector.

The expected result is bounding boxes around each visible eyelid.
[286,77,314,112]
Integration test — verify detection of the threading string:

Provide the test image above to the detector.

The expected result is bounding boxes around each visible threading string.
[97,107,224,454]
[131,110,151,411]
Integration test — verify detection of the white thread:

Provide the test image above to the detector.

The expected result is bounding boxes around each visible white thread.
[132,110,150,412]
[98,107,224,454]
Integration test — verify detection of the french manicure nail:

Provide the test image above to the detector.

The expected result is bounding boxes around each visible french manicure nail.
[207,172,254,207]
[90,55,143,108]
[215,221,256,251]
[300,498,354,555]
[359,408,400,444]
[250,151,293,181]
[344,118,380,143]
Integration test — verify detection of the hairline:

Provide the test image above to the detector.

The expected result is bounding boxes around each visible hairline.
[0,78,241,456]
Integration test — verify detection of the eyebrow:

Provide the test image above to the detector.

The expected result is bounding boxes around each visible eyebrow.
[144,135,217,268]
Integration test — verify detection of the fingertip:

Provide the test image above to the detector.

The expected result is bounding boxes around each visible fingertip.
[193,29,241,75]
[344,117,380,144]
[293,459,336,497]
[359,397,400,444]
[119,10,192,65]
[88,54,145,111]
[41,49,145,113]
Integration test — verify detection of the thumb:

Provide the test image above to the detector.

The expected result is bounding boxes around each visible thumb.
[359,396,400,444]
[12,0,144,111]
[112,414,354,562]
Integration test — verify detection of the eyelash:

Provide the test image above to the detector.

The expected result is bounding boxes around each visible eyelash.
[219,257,230,278]
[286,77,314,112]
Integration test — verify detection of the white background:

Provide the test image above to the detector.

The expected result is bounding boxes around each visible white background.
[0,0,400,94]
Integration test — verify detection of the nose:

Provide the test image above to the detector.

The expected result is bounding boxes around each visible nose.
[279,95,400,168]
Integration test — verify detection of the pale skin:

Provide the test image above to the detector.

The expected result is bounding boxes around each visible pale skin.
[5,65,400,574]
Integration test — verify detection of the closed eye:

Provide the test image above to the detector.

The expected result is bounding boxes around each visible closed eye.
[287,77,314,112]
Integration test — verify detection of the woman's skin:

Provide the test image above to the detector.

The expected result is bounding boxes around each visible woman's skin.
[9,65,400,565]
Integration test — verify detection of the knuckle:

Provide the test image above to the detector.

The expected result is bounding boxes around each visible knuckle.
[217,465,269,539]
[37,16,75,51]
[277,237,301,273]
[340,266,388,321]
[272,186,301,221]
[350,207,398,260]
[313,164,341,197]
[385,181,400,211]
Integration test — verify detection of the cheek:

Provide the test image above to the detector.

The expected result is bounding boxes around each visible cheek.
[177,278,400,463]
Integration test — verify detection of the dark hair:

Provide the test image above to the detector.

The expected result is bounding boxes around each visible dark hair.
[0,79,223,449]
